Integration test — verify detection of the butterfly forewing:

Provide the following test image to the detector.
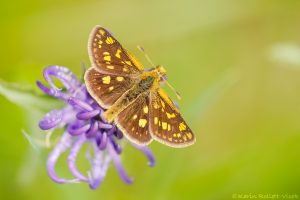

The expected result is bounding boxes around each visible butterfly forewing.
[84,68,134,109]
[149,89,195,147]
[88,26,144,76]
[114,93,152,145]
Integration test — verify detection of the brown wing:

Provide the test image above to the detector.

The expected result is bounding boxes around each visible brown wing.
[84,68,134,109]
[114,93,152,145]
[149,89,195,148]
[88,25,144,76]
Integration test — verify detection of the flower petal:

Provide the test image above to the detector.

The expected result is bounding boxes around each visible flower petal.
[86,121,98,138]
[39,110,63,130]
[98,132,107,150]
[36,80,66,99]
[43,66,81,92]
[67,135,89,182]
[131,143,155,167]
[110,136,122,154]
[98,121,113,129]
[67,122,91,136]
[88,142,111,189]
[76,110,100,120]
[47,132,80,184]
[107,141,133,184]
[68,97,94,111]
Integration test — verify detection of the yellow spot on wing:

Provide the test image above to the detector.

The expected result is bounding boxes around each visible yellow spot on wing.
[154,117,158,125]
[162,122,167,130]
[123,67,128,72]
[159,89,179,112]
[153,101,160,109]
[115,49,122,58]
[102,76,111,84]
[107,65,114,69]
[139,119,147,128]
[179,122,187,131]
[126,50,144,70]
[99,30,105,35]
[109,86,114,91]
[125,61,132,66]
[103,52,110,55]
[167,124,171,131]
[143,106,148,113]
[186,132,192,139]
[116,76,124,81]
[105,37,114,44]
[161,100,165,108]
[166,112,176,119]
[133,115,137,119]
[104,55,111,61]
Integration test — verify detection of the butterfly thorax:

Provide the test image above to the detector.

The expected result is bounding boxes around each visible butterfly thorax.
[103,68,164,122]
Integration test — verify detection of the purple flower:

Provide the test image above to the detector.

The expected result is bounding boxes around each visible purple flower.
[37,66,155,189]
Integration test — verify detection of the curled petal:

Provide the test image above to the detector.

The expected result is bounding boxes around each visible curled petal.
[43,66,81,92]
[86,121,98,138]
[68,97,94,111]
[131,143,155,167]
[36,80,67,99]
[98,122,113,129]
[107,141,133,184]
[47,132,80,184]
[67,135,89,182]
[39,110,63,130]
[110,136,122,154]
[67,122,91,136]
[107,126,117,136]
[89,142,111,189]
[76,110,100,120]
[98,132,107,150]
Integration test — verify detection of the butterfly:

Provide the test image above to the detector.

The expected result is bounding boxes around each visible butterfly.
[84,25,195,148]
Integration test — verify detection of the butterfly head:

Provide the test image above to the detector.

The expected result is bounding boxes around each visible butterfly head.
[155,65,167,81]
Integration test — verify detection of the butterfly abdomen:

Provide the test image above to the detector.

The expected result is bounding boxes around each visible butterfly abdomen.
[103,76,155,122]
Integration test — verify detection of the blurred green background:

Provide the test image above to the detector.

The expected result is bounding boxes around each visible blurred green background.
[1,0,300,199]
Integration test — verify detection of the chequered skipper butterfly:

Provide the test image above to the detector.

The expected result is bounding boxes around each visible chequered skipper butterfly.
[84,26,195,148]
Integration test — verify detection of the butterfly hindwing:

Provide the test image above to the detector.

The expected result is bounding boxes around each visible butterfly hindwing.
[84,68,134,109]
[114,93,152,145]
[149,89,195,147]
[88,25,144,76]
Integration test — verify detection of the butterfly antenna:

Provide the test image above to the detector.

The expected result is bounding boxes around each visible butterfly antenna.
[137,45,155,68]
[137,45,181,100]
[165,81,182,100]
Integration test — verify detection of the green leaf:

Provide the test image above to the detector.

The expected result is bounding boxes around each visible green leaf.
[0,79,62,111]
